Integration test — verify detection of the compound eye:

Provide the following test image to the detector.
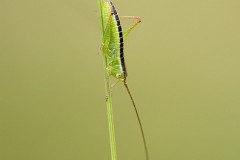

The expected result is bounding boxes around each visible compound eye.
[116,73,121,78]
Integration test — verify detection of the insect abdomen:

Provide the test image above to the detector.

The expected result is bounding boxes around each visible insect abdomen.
[110,2,127,79]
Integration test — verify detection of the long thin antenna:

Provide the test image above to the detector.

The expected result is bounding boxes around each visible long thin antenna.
[123,80,149,160]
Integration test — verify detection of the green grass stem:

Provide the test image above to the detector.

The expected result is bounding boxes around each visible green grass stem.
[103,56,118,160]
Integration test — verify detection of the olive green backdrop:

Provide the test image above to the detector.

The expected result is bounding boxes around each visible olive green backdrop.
[1,0,240,160]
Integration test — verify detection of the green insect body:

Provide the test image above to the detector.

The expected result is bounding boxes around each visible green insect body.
[100,0,126,81]
[99,0,148,159]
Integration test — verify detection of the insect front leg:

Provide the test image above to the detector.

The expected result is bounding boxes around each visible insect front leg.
[111,79,120,89]
[98,42,105,55]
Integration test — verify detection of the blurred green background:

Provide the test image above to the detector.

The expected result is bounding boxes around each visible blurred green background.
[1,0,240,160]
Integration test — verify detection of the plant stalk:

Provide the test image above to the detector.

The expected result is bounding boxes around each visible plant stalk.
[103,56,117,160]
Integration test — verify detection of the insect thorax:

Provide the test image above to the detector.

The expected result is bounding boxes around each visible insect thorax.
[108,55,125,81]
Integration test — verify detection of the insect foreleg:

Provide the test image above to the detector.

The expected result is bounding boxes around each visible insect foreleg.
[111,79,120,89]
[102,19,111,50]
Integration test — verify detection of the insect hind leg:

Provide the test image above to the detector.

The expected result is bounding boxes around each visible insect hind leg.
[120,16,142,40]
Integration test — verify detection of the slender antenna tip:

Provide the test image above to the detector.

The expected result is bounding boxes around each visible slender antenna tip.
[123,81,149,160]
